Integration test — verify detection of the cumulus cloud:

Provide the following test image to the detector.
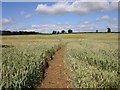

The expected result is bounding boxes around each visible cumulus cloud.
[20,11,32,18]
[30,21,118,33]
[2,18,14,25]
[76,21,97,32]
[31,24,73,33]
[110,25,118,31]
[2,22,118,32]
[78,21,92,28]
[35,0,119,15]
[35,2,70,15]
[96,16,118,23]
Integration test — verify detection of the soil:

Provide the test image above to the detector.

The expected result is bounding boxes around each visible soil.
[37,43,72,88]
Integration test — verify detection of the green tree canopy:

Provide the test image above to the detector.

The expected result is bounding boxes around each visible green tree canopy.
[68,29,73,33]
[52,31,57,34]
[61,30,65,34]
[107,27,111,33]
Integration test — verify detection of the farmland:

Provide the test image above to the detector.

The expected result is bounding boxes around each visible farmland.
[1,35,60,89]
[64,38,119,88]
[1,33,120,89]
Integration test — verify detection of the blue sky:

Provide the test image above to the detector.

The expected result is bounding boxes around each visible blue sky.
[2,1,119,32]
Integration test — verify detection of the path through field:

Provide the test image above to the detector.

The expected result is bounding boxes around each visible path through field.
[37,43,72,88]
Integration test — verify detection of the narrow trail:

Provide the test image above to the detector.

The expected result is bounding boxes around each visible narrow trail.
[37,43,72,88]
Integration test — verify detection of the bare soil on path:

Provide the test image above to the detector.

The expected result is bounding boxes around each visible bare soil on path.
[37,43,72,88]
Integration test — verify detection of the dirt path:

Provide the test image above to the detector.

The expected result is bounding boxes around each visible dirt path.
[37,44,72,88]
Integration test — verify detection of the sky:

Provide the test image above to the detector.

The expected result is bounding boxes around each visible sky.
[1,0,119,33]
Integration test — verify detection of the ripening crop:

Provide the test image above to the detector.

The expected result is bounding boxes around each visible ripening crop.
[64,39,119,88]
[1,38,60,89]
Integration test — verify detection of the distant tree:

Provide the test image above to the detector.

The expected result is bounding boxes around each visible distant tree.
[107,27,111,33]
[61,30,65,34]
[52,31,57,34]
[1,30,39,35]
[68,29,73,33]
[57,31,60,34]
[96,30,98,33]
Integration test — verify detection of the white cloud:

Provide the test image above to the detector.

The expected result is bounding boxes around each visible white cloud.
[96,16,118,23]
[78,21,92,28]
[105,24,118,30]
[30,21,118,32]
[35,1,119,15]
[31,24,72,33]
[110,2,119,10]
[30,22,102,33]
[2,18,14,25]
[2,22,118,32]
[76,21,97,32]
[36,2,70,15]
[83,21,92,25]
[20,11,31,18]
[22,29,36,32]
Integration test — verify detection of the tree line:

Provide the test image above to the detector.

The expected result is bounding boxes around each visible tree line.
[0,27,113,35]
[52,29,72,34]
[96,27,112,33]
[52,27,112,34]
[0,30,39,35]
